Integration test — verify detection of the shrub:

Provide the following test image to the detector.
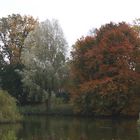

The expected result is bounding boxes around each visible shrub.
[0,90,22,123]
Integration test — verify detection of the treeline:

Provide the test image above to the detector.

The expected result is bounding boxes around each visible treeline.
[0,14,140,116]
[0,14,68,108]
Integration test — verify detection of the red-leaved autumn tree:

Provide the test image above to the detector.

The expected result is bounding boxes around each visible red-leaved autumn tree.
[70,22,140,116]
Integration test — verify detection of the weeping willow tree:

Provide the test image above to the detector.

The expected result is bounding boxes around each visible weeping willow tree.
[21,19,68,110]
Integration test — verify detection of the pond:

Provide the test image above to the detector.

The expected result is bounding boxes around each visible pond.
[0,116,140,140]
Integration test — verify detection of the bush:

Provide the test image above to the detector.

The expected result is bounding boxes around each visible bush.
[0,90,22,123]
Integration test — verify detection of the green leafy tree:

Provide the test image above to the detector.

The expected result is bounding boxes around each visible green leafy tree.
[133,18,140,35]
[21,19,68,110]
[0,14,37,104]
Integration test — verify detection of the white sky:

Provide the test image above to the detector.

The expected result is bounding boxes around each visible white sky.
[0,0,140,47]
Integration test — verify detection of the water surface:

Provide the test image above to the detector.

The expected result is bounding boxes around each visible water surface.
[0,116,140,140]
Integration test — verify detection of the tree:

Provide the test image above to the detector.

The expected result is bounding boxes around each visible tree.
[0,14,37,104]
[21,19,68,110]
[0,64,28,104]
[0,14,37,64]
[71,22,140,116]
[132,18,140,35]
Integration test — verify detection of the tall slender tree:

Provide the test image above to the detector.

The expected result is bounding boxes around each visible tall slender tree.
[21,19,68,110]
[0,14,37,104]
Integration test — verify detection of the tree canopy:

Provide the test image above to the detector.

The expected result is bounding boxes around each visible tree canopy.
[70,22,140,116]
[0,14,37,104]
[0,14,37,64]
[21,19,68,107]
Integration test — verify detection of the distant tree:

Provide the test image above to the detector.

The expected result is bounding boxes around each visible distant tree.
[71,22,140,116]
[21,19,68,110]
[132,18,140,35]
[0,14,37,104]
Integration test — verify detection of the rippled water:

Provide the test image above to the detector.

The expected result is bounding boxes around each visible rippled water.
[0,116,139,140]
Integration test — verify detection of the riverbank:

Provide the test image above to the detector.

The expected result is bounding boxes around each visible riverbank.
[19,103,139,119]
[19,103,74,116]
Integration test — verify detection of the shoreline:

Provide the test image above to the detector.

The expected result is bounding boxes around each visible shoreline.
[21,112,138,120]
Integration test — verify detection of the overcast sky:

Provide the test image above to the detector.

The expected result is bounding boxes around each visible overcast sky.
[0,0,140,46]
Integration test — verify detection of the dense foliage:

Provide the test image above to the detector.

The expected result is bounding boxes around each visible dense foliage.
[0,14,37,64]
[21,19,68,110]
[0,90,21,122]
[0,14,37,104]
[0,13,140,117]
[71,22,140,116]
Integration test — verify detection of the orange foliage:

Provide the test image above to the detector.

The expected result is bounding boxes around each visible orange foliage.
[70,22,140,116]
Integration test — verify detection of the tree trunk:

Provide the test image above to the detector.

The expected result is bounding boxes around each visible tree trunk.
[46,90,51,112]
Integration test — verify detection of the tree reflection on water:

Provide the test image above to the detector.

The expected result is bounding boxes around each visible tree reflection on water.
[0,117,139,140]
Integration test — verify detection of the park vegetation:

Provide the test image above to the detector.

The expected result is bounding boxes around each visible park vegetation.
[0,14,140,120]
[0,90,21,122]
[21,19,68,111]
[70,22,140,116]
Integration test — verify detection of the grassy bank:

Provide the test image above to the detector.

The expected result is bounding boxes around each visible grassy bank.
[0,90,22,123]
